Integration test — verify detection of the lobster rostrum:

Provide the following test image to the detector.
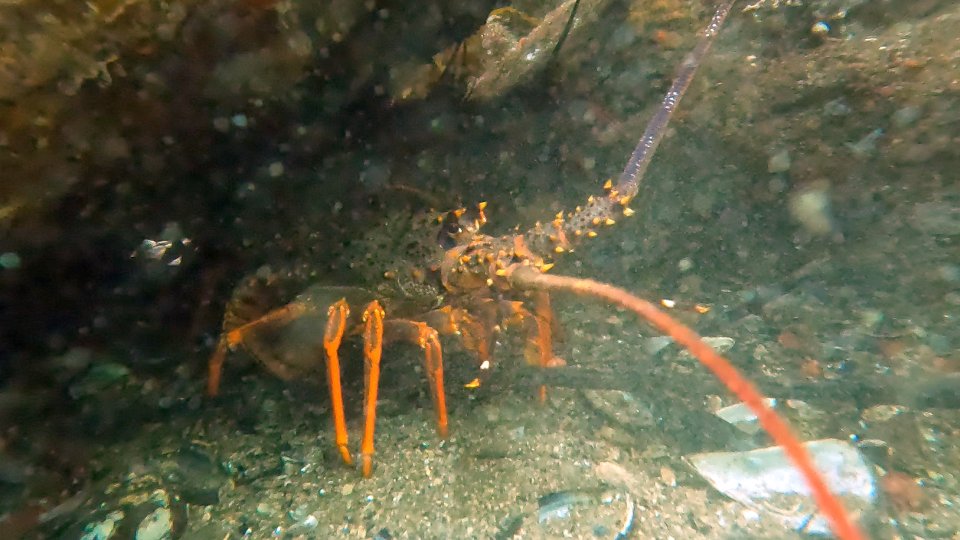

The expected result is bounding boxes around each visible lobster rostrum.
[207,2,864,538]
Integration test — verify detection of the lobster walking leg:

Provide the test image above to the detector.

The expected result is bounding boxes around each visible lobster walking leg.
[360,302,451,477]
[207,301,310,396]
[360,301,385,477]
[206,338,229,397]
[422,305,492,366]
[383,319,449,439]
[323,299,354,467]
[504,292,565,401]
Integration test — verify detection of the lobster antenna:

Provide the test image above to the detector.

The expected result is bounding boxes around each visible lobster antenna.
[506,266,867,540]
[616,0,735,199]
[522,0,737,257]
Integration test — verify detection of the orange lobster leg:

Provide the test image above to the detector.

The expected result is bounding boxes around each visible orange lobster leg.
[529,291,565,402]
[420,328,448,439]
[323,299,354,467]
[384,319,448,439]
[501,292,565,401]
[424,305,491,366]
[206,301,309,396]
[360,301,386,477]
[206,337,229,397]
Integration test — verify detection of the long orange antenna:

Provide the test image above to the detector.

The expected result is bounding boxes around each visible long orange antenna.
[508,265,866,540]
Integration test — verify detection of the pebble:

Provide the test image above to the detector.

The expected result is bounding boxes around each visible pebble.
[212,117,230,132]
[767,149,791,173]
[135,507,172,540]
[823,97,851,117]
[910,202,960,235]
[788,181,835,236]
[659,466,677,487]
[845,128,883,157]
[701,336,735,353]
[80,511,123,540]
[937,264,960,282]
[643,336,673,355]
[892,105,922,128]
[267,162,284,177]
[256,502,277,515]
[810,21,830,36]
[68,362,131,399]
[594,461,637,489]
[861,404,907,424]
[0,252,21,269]
[583,390,656,429]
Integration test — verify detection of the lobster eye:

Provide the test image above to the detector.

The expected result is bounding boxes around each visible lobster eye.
[437,211,462,249]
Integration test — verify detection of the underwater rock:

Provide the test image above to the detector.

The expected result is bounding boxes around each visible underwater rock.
[582,389,656,429]
[686,439,876,535]
[713,398,778,435]
[910,201,960,236]
[53,484,187,540]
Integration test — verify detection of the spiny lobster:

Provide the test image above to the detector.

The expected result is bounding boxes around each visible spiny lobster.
[206,2,864,538]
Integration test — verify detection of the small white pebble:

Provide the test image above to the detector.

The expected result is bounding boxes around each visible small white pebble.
[268,162,284,177]
[660,466,677,487]
[767,149,791,173]
[789,181,835,236]
[0,252,21,269]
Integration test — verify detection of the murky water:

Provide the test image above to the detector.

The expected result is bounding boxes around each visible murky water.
[1,1,958,538]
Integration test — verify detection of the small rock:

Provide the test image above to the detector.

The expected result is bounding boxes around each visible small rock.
[910,202,960,235]
[845,128,883,157]
[68,361,131,399]
[714,398,778,435]
[79,511,124,540]
[594,461,637,489]
[861,404,907,424]
[0,252,21,269]
[643,336,673,355]
[679,337,734,358]
[823,97,851,117]
[788,181,835,236]
[135,507,172,540]
[583,390,656,429]
[891,105,922,129]
[255,502,276,515]
[767,149,791,173]
[686,439,876,535]
[659,466,677,487]
[701,336,735,353]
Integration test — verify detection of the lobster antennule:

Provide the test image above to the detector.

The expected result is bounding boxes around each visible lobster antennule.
[505,264,866,540]
[523,0,737,258]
